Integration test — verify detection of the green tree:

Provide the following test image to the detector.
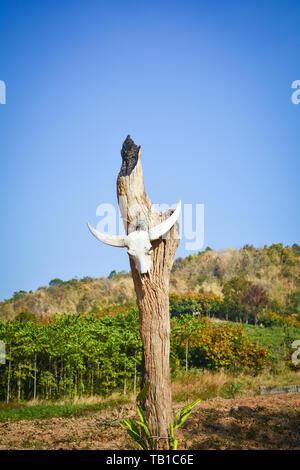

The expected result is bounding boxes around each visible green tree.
[49,278,64,287]
[14,311,36,322]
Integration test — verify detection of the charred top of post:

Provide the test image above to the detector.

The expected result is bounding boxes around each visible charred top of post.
[118,135,140,178]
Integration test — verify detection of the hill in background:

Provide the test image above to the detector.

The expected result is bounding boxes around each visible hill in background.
[1,243,299,320]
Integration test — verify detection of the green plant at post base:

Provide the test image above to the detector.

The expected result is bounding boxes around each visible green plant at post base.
[120,382,152,450]
[169,422,177,450]
[170,398,201,449]
[120,382,200,450]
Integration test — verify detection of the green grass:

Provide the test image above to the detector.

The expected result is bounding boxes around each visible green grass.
[240,324,300,348]
[0,396,129,423]
[230,323,300,365]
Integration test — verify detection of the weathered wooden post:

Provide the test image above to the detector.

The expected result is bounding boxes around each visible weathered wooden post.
[88,135,181,449]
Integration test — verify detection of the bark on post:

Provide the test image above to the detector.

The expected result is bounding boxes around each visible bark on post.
[117,135,180,449]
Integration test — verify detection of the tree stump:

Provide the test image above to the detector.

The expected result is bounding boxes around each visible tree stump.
[117,135,180,449]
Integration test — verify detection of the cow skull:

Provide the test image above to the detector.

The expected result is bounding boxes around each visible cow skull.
[87,201,181,280]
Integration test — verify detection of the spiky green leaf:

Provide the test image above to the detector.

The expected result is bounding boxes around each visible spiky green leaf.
[136,381,150,403]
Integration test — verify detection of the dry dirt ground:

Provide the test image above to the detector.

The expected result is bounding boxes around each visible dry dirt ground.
[0,394,299,450]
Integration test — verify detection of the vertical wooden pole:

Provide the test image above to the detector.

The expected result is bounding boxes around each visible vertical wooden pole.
[117,136,180,449]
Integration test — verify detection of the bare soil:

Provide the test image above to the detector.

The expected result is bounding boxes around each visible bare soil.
[0,394,299,450]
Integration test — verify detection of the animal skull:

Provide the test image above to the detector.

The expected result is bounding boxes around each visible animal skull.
[87,201,181,280]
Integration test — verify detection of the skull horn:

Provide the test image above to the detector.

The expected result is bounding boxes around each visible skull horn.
[149,200,181,241]
[87,222,127,247]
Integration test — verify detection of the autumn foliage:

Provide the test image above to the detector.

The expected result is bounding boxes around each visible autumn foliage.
[171,315,268,372]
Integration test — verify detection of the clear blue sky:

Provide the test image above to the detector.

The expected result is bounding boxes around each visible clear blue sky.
[0,0,299,301]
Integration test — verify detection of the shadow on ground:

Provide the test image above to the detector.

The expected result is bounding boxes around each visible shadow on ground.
[181,404,300,449]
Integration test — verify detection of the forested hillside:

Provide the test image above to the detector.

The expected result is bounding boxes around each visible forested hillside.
[1,243,299,321]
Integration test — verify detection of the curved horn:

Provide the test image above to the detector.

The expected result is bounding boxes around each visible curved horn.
[87,222,127,247]
[149,200,181,241]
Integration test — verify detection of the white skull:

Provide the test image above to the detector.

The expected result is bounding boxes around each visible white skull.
[87,201,181,280]
[126,230,153,277]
